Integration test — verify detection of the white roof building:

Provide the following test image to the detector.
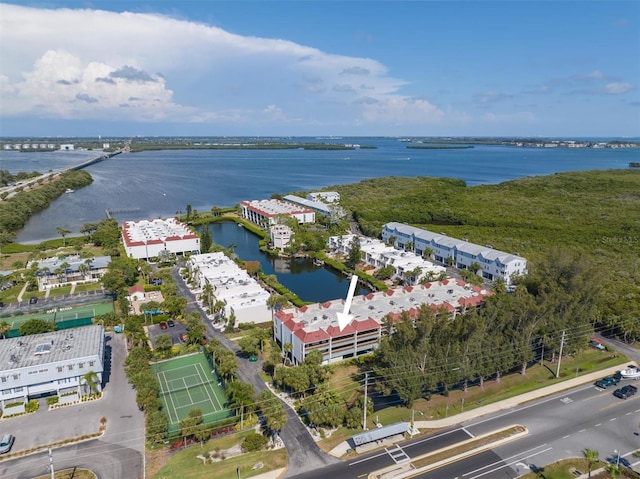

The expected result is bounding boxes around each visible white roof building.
[270,224,293,251]
[283,195,332,216]
[381,222,527,284]
[327,235,446,283]
[274,279,490,365]
[0,325,104,406]
[240,199,315,227]
[122,218,200,260]
[187,253,271,326]
[307,191,340,203]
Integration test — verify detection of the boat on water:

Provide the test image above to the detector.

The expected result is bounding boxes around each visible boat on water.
[65,188,75,193]
[618,366,640,379]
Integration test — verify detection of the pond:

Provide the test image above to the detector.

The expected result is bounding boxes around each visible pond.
[201,221,371,304]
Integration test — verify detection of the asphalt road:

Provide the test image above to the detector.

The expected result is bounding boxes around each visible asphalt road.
[171,264,340,477]
[288,379,640,479]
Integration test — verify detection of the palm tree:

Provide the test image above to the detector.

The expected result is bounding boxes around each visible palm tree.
[0,321,10,339]
[422,247,434,260]
[81,370,101,396]
[56,227,71,247]
[582,448,599,478]
[283,342,293,364]
[605,463,621,479]
[78,263,89,280]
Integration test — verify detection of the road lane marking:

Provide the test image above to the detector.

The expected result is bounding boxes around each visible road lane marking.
[595,423,602,427]
[462,427,475,438]
[467,446,553,479]
[610,418,617,421]
[462,444,548,477]
[579,429,586,433]
[563,435,570,439]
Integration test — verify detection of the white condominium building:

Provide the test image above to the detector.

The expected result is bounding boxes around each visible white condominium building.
[327,235,446,283]
[381,222,527,284]
[0,325,104,406]
[122,218,200,260]
[187,253,271,326]
[240,199,315,227]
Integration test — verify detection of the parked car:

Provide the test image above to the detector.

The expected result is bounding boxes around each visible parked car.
[0,434,15,454]
[167,320,175,327]
[613,384,638,399]
[159,321,168,330]
[595,376,620,389]
[29,296,38,304]
[589,340,605,350]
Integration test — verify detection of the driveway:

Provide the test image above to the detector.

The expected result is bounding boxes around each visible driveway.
[0,332,145,479]
[170,264,340,476]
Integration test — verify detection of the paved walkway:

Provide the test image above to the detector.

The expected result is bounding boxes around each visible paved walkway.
[16,281,28,302]
[329,363,634,457]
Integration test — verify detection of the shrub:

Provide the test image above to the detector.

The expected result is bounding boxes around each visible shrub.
[25,399,39,413]
[46,396,59,406]
[241,432,268,452]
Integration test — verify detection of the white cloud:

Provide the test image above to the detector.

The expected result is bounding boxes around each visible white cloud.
[604,82,633,94]
[483,111,535,123]
[0,3,444,129]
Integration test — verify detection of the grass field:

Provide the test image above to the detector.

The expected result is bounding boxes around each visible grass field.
[152,430,287,479]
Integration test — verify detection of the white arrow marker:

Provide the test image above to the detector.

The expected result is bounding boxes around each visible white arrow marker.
[337,274,359,331]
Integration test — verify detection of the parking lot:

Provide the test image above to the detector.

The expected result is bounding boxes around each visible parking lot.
[147,320,188,347]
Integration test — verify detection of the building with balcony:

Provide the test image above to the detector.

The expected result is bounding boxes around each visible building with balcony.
[240,199,315,227]
[381,223,527,284]
[187,253,271,326]
[122,218,200,260]
[274,278,490,365]
[33,255,111,291]
[0,325,104,407]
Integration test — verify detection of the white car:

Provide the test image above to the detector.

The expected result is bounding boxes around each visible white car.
[0,434,15,454]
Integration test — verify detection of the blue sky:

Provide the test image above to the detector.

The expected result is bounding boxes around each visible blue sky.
[0,1,638,137]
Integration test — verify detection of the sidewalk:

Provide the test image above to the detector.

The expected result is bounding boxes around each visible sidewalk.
[329,363,633,457]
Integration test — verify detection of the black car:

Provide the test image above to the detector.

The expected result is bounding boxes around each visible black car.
[595,376,620,389]
[167,320,175,327]
[29,296,38,304]
[613,384,638,399]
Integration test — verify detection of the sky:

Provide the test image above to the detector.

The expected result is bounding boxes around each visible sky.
[0,0,639,138]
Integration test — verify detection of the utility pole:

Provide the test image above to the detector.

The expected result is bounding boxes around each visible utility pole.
[556,330,565,378]
[49,448,55,479]
[362,372,369,431]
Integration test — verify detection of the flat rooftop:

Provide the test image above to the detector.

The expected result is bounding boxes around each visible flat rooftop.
[122,218,197,246]
[241,199,313,217]
[0,325,104,372]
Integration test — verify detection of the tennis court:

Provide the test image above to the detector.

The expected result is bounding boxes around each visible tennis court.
[3,300,114,337]
[152,353,231,431]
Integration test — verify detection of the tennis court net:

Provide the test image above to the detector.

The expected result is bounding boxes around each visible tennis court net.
[158,377,218,396]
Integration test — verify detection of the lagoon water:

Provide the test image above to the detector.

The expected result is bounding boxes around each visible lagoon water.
[3,138,636,243]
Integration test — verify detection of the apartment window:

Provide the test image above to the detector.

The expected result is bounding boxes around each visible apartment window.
[0,377,6,383]
[14,387,23,393]
[68,365,74,371]
[89,361,95,367]
[78,363,84,369]
[12,374,19,380]
[57,366,63,373]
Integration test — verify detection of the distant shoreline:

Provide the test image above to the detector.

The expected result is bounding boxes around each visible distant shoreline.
[128,142,377,153]
[407,145,474,150]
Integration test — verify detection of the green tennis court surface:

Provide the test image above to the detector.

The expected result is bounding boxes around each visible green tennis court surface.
[3,300,114,337]
[152,353,231,432]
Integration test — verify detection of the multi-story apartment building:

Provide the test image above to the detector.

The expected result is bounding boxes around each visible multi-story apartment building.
[0,325,104,407]
[33,255,111,291]
[122,218,200,260]
[381,222,527,284]
[274,278,489,365]
[240,199,315,227]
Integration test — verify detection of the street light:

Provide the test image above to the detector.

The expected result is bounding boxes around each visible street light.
[410,409,424,438]
[614,449,620,467]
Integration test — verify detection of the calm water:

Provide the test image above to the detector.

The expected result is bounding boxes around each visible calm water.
[204,222,370,303]
[4,138,636,242]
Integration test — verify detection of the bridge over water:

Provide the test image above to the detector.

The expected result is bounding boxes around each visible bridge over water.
[105,207,141,219]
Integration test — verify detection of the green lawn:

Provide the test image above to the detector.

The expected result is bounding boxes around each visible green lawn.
[73,282,104,293]
[318,349,629,451]
[153,431,287,479]
[47,285,72,297]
